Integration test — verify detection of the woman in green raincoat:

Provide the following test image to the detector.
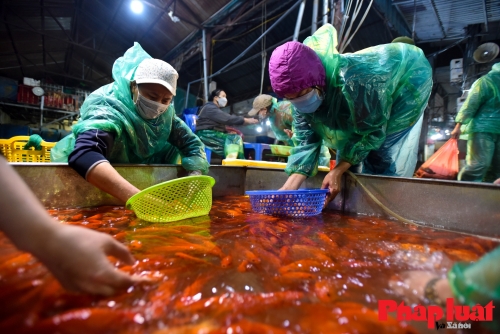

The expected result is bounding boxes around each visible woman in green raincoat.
[451,63,500,182]
[51,43,209,203]
[269,24,432,203]
[248,94,331,166]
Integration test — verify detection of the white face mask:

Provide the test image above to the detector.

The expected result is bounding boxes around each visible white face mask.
[134,93,169,120]
[290,88,323,114]
[217,97,227,108]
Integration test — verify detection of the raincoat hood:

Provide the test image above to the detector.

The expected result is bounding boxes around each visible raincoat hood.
[111,42,151,111]
[269,41,326,98]
[51,42,209,174]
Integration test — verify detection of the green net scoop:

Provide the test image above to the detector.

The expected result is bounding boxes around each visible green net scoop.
[126,176,215,223]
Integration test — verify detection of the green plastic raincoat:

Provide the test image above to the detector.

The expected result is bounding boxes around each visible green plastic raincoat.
[268,98,294,146]
[285,25,432,177]
[51,43,209,174]
[448,246,500,331]
[196,130,244,159]
[268,98,331,166]
[456,63,500,182]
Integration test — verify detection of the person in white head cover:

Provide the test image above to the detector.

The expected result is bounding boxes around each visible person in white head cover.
[51,43,209,203]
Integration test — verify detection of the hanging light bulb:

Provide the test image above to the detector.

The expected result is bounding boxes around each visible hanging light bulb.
[168,10,180,23]
[130,0,144,14]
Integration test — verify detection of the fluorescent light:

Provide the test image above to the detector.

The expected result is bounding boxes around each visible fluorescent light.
[266,120,271,126]
[430,134,443,140]
[256,126,263,133]
[131,0,143,14]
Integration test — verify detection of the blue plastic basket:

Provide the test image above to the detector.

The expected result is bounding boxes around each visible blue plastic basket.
[245,189,328,217]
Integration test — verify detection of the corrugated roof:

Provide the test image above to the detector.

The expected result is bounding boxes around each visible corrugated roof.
[0,0,499,120]
[393,0,500,41]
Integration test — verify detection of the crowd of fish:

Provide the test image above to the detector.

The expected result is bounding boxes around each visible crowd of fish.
[0,196,497,333]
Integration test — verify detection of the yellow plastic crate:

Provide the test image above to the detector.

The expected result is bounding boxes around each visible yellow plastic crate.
[222,158,330,172]
[0,136,56,162]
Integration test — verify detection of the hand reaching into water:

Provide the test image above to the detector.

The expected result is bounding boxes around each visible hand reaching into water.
[0,157,142,296]
[389,271,454,305]
[32,224,143,295]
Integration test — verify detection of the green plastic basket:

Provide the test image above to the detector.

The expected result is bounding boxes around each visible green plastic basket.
[126,176,215,223]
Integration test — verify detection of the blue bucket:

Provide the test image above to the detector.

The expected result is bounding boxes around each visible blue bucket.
[245,189,328,217]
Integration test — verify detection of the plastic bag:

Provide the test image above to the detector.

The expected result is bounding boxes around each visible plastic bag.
[415,139,458,179]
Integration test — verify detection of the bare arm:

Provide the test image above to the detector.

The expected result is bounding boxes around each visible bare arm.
[86,162,140,203]
[0,156,138,295]
[280,173,307,190]
[243,118,259,125]
[450,122,462,139]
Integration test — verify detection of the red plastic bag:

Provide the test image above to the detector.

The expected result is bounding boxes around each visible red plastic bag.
[415,139,459,180]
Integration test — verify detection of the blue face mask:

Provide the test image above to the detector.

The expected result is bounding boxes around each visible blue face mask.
[290,88,323,113]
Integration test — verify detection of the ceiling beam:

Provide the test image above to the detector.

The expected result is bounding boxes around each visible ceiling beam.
[138,0,175,43]
[0,19,119,57]
[368,1,409,38]
[4,23,24,77]
[44,6,74,42]
[162,1,253,62]
[40,0,46,67]
[371,4,394,40]
[482,0,488,32]
[44,70,103,85]
[8,3,75,80]
[176,0,203,24]
[47,52,64,72]
[211,1,265,40]
[85,0,126,79]
[19,53,44,69]
[64,0,81,74]
[429,0,446,40]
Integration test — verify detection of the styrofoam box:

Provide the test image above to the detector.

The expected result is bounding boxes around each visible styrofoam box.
[450,58,463,70]
[450,68,463,82]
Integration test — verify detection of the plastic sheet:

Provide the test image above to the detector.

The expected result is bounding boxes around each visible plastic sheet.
[458,132,500,182]
[51,43,208,174]
[448,246,500,332]
[197,129,244,159]
[456,63,500,135]
[268,98,294,146]
[267,98,331,167]
[283,24,432,177]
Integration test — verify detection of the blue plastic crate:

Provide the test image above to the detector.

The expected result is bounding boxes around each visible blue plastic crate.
[245,189,328,217]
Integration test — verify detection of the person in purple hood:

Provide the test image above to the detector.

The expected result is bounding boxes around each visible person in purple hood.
[269,24,432,203]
